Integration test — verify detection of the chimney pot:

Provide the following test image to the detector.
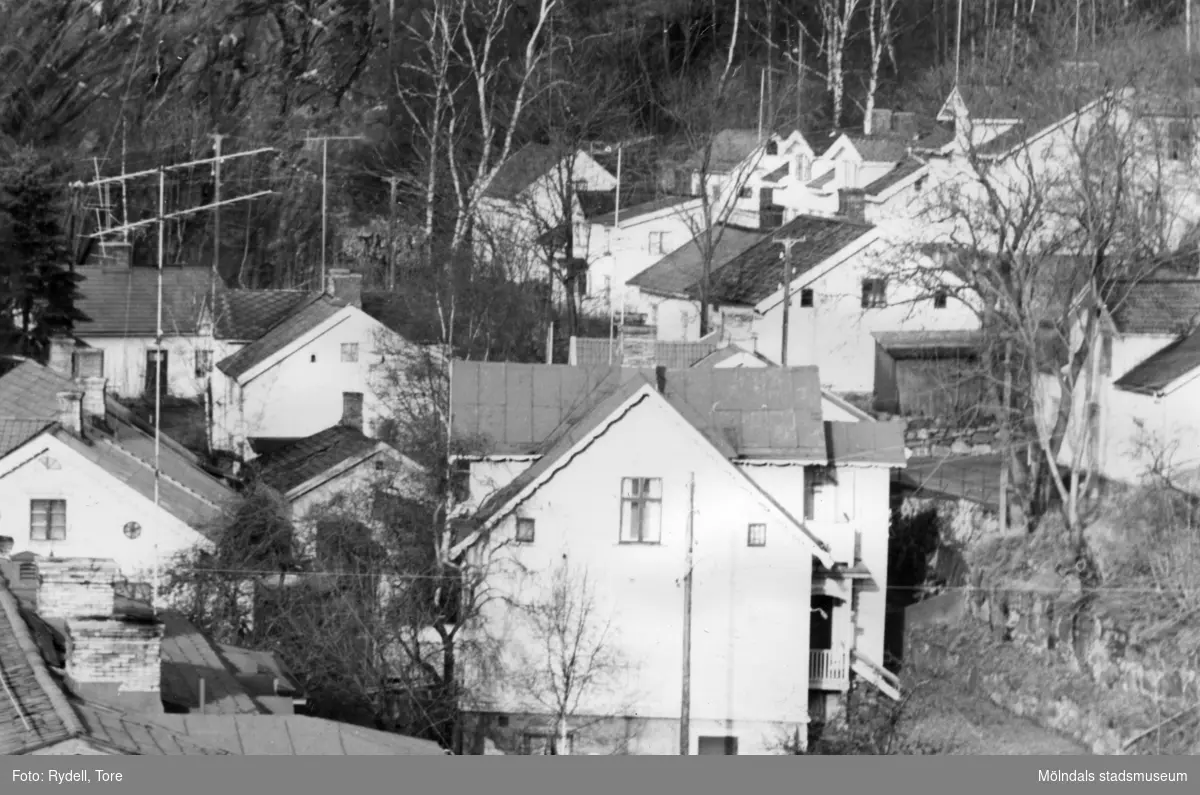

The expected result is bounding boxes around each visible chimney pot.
[48,335,75,377]
[325,269,363,309]
[56,390,84,435]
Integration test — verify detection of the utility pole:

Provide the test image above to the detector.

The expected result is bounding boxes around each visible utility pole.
[999,339,1012,530]
[74,147,275,615]
[304,134,365,289]
[210,133,224,319]
[384,175,401,290]
[954,0,964,86]
[778,237,805,366]
[679,472,696,756]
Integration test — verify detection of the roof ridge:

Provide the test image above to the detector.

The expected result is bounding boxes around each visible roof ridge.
[88,432,223,510]
[0,580,86,740]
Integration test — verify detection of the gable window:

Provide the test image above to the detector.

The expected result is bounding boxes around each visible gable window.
[342,392,364,431]
[194,350,213,378]
[737,186,753,199]
[620,477,662,543]
[341,342,360,363]
[804,466,837,522]
[30,499,66,541]
[648,231,667,255]
[145,350,168,397]
[747,523,767,547]
[932,290,948,309]
[799,288,815,308]
[861,278,888,309]
[515,517,536,543]
[1168,119,1192,162]
[795,155,812,182]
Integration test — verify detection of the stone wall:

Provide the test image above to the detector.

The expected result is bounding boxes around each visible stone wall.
[900,417,1000,457]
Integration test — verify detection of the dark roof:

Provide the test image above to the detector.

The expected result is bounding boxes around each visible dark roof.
[863,157,927,197]
[843,134,913,162]
[215,290,314,341]
[872,329,987,360]
[0,361,234,530]
[1103,280,1200,335]
[0,418,52,458]
[807,170,836,189]
[217,295,345,380]
[1113,330,1200,395]
[483,143,562,200]
[761,164,789,184]
[684,129,762,173]
[589,194,695,226]
[74,266,215,337]
[159,611,265,715]
[626,225,766,298]
[252,425,383,495]
[150,714,450,755]
[693,215,876,306]
[826,420,907,467]
[577,189,664,220]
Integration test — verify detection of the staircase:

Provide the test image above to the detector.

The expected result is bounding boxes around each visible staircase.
[850,650,902,701]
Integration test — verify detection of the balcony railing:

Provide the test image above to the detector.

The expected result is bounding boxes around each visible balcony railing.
[810,648,850,689]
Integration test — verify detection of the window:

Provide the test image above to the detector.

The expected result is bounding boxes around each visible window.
[30,499,66,541]
[71,350,104,379]
[450,459,471,503]
[795,155,812,182]
[603,227,612,255]
[515,517,536,543]
[620,477,662,543]
[1100,334,1113,376]
[1168,119,1192,162]
[697,736,739,755]
[747,523,767,547]
[861,278,888,308]
[765,140,778,155]
[144,349,168,396]
[573,179,588,192]
[933,290,948,309]
[804,466,837,522]
[194,350,213,378]
[341,342,359,363]
[737,186,753,199]
[799,288,815,308]
[342,392,364,430]
[648,231,666,254]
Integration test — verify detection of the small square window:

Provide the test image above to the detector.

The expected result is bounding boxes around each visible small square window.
[861,278,887,309]
[765,140,779,156]
[620,477,663,543]
[648,231,666,254]
[515,517,536,543]
[341,343,359,363]
[194,350,213,377]
[799,288,814,308]
[747,523,767,547]
[933,291,948,309]
[310,354,317,363]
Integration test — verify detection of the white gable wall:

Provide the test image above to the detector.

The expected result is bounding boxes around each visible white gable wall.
[472,393,814,754]
[80,335,244,400]
[0,434,212,579]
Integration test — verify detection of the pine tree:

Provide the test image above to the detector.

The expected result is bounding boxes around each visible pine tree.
[0,148,87,359]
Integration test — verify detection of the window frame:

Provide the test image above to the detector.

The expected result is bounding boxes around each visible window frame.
[194,349,213,378]
[30,499,67,542]
[144,349,169,396]
[747,523,767,547]
[861,278,888,309]
[619,477,663,544]
[648,231,666,255]
[799,288,815,308]
[71,350,104,380]
[515,517,536,544]
[341,342,360,363]
[737,186,753,199]
[932,290,948,310]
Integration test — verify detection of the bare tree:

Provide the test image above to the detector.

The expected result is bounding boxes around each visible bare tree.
[864,0,901,134]
[817,0,863,128]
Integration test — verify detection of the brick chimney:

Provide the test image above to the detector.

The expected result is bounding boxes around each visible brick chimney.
[838,188,867,223]
[37,558,164,714]
[325,268,363,309]
[48,335,75,377]
[56,390,84,435]
[892,112,919,139]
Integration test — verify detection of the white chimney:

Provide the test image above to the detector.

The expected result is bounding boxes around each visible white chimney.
[37,558,119,619]
[82,376,107,422]
[56,390,84,435]
[48,335,75,377]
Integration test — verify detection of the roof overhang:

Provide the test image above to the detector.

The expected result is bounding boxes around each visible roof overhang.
[233,308,355,385]
[866,161,930,204]
[754,228,882,314]
[283,442,425,502]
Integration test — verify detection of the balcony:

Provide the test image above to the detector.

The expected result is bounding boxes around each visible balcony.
[809,648,850,691]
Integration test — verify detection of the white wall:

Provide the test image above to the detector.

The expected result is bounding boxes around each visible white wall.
[471,392,814,754]
[731,239,979,392]
[80,335,243,400]
[213,309,413,455]
[0,434,213,580]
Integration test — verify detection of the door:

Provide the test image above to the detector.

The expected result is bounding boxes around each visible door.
[145,349,168,397]
[697,736,738,755]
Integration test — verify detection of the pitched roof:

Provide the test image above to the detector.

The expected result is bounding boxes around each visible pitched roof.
[74,266,215,337]
[589,194,695,227]
[483,143,562,200]
[844,134,913,162]
[158,611,266,715]
[1103,280,1200,335]
[684,129,762,173]
[0,360,234,531]
[761,164,789,184]
[216,295,346,381]
[690,344,774,368]
[149,714,449,755]
[863,157,927,197]
[692,215,876,306]
[0,581,224,755]
[577,188,666,220]
[215,290,314,341]
[1113,329,1200,395]
[0,418,52,458]
[252,425,385,495]
[626,225,766,298]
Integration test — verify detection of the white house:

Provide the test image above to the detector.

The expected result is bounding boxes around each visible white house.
[0,356,233,581]
[211,269,426,461]
[474,143,617,285]
[449,362,905,755]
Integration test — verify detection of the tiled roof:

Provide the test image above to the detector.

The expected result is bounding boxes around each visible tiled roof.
[74,266,215,337]
[589,194,695,226]
[692,215,875,306]
[70,702,226,754]
[626,225,766,297]
[863,157,927,197]
[0,361,234,532]
[483,143,562,200]
[252,425,384,495]
[684,129,762,173]
[217,295,345,381]
[1113,329,1200,395]
[0,418,52,458]
[150,714,450,754]
[215,290,314,341]
[1103,280,1200,335]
